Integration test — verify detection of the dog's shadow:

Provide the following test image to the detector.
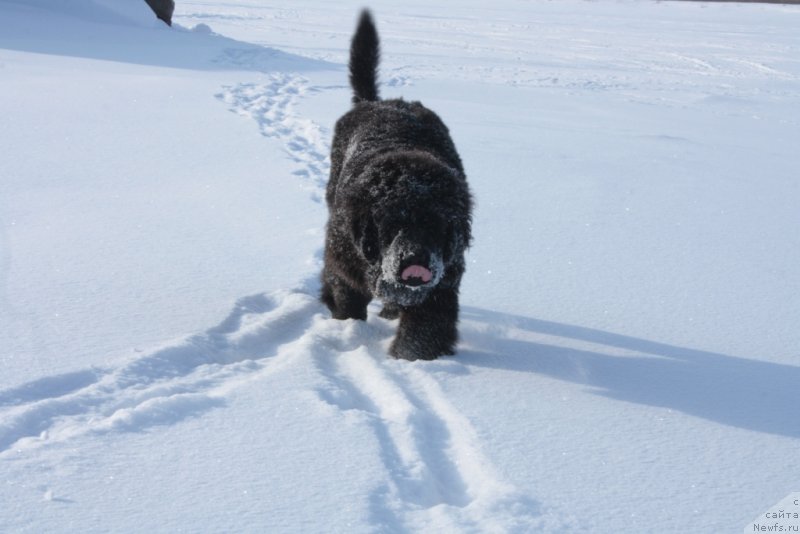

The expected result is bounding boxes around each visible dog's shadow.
[458,307,800,439]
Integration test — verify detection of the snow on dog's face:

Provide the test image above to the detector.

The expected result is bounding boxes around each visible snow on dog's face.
[352,207,455,306]
[378,230,445,305]
[341,151,472,307]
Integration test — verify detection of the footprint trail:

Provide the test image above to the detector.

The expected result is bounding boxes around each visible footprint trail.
[217,74,330,203]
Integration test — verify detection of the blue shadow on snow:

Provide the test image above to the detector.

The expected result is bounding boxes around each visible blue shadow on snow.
[0,1,337,73]
[459,307,800,439]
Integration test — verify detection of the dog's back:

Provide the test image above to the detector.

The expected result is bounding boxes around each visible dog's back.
[327,11,464,205]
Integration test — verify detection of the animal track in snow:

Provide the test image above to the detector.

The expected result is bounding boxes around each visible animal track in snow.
[302,312,547,532]
[0,290,319,455]
[0,289,549,529]
[216,74,330,203]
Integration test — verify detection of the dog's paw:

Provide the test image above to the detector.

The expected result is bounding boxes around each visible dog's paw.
[389,335,453,361]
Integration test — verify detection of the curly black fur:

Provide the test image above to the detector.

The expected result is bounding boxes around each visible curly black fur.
[348,10,380,104]
[321,10,473,361]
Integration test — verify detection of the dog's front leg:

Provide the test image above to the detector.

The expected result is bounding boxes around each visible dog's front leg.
[389,288,459,361]
[320,270,371,321]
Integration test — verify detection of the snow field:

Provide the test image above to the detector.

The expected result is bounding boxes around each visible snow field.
[1,0,799,532]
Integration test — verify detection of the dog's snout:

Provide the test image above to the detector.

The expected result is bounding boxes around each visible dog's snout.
[399,252,429,270]
[398,252,433,286]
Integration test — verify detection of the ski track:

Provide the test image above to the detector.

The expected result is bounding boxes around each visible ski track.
[1,73,557,530]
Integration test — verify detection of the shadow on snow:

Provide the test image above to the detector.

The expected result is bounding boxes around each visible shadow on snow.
[460,306,800,439]
[0,1,337,73]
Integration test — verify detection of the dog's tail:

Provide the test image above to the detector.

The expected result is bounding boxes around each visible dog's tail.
[349,10,380,104]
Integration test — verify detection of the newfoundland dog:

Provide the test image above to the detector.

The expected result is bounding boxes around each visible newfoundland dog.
[321,10,473,361]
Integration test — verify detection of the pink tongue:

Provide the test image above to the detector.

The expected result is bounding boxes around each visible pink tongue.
[401,265,433,283]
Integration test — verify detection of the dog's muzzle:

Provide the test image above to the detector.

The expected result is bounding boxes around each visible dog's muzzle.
[401,263,433,286]
[396,247,434,287]
[375,234,444,305]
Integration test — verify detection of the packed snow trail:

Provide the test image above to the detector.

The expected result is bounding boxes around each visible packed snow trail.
[0,290,316,454]
[217,74,334,203]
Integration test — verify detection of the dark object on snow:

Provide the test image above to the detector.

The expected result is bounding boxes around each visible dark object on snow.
[321,10,473,361]
[144,0,175,26]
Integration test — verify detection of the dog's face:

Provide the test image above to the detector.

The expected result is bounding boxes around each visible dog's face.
[337,152,472,307]
[352,203,464,306]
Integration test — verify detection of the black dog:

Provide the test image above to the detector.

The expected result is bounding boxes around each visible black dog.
[321,10,473,361]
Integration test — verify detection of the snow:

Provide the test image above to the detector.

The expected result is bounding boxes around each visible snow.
[1,0,799,532]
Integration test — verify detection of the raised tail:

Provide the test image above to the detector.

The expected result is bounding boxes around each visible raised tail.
[349,10,380,104]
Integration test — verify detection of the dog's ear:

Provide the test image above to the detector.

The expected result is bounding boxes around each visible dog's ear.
[352,214,380,263]
[443,217,471,263]
[443,224,459,263]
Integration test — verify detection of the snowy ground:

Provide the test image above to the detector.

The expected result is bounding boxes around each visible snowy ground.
[1,0,799,532]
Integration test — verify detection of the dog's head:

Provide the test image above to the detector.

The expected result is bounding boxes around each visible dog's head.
[345,154,472,306]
